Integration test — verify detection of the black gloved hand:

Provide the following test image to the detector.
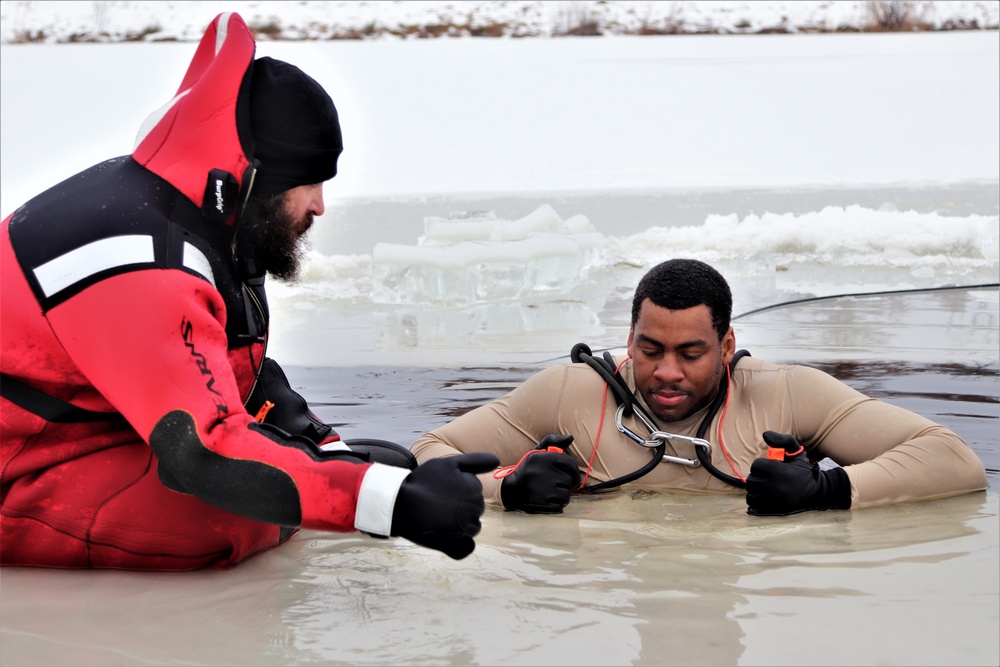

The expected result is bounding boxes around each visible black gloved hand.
[500,434,582,514]
[390,452,499,560]
[746,431,851,516]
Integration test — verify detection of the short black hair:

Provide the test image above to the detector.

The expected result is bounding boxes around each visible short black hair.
[631,259,732,340]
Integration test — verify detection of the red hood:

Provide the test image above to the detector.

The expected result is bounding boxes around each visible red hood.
[132,13,256,223]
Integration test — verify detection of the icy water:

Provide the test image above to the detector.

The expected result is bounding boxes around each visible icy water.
[2,186,997,667]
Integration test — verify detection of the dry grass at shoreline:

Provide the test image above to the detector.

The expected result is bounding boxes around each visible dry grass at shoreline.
[5,0,998,44]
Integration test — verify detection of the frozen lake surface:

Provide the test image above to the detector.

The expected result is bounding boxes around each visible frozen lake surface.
[1,27,998,667]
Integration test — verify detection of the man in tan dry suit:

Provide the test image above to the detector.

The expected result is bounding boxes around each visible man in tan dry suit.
[411,258,988,516]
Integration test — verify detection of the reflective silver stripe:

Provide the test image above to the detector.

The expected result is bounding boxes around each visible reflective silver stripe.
[134,89,189,149]
[33,235,155,298]
[135,12,229,148]
[182,242,215,287]
[216,12,231,52]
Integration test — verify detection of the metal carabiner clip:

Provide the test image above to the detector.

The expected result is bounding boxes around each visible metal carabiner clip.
[614,404,712,468]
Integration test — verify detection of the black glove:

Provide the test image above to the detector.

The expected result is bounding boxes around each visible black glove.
[500,434,582,514]
[390,452,499,560]
[746,431,852,516]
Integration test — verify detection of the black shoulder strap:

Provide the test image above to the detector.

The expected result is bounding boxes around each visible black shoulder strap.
[0,373,123,423]
[571,343,634,415]
[697,348,751,440]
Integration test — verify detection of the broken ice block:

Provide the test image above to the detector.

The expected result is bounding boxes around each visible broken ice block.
[372,205,605,306]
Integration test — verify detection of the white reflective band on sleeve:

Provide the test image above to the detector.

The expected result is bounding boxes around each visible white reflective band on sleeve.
[319,441,352,452]
[33,235,155,298]
[354,464,410,537]
[182,242,215,287]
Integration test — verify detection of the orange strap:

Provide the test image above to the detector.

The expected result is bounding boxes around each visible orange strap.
[254,400,275,423]
[715,362,746,482]
[492,446,565,479]
[576,355,625,490]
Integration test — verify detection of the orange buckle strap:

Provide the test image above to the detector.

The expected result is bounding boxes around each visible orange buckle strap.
[767,444,804,461]
[766,447,786,461]
[254,400,275,423]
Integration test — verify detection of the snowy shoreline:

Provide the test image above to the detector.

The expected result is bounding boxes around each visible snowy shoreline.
[2,0,998,44]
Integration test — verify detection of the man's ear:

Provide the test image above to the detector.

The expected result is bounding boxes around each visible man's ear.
[626,326,635,357]
[721,326,736,365]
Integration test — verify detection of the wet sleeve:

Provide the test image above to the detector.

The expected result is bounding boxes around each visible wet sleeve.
[411,364,574,506]
[785,365,987,508]
[43,269,407,535]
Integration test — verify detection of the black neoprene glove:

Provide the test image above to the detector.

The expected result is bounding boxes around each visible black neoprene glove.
[390,453,499,560]
[746,431,852,516]
[500,434,582,514]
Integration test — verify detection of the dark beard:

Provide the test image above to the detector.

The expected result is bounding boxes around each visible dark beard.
[237,191,309,282]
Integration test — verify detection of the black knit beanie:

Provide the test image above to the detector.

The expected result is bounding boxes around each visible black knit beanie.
[249,57,343,196]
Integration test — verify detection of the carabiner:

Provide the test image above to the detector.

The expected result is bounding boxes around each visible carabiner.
[615,404,654,446]
[614,404,711,468]
[649,430,712,467]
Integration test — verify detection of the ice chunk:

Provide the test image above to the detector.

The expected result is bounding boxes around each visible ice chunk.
[490,203,566,241]
[373,205,605,307]
[421,210,499,246]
